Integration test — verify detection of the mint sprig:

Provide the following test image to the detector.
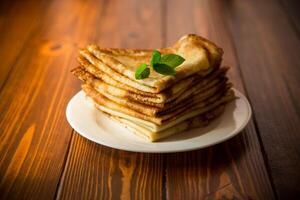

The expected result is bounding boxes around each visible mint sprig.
[159,54,185,68]
[151,50,161,66]
[135,50,185,80]
[135,63,150,80]
[153,63,176,75]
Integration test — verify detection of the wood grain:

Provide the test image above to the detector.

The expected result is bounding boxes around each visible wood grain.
[0,0,105,199]
[58,134,164,200]
[280,0,300,33]
[0,0,48,89]
[164,0,275,199]
[223,0,300,198]
[56,0,165,199]
[165,136,275,200]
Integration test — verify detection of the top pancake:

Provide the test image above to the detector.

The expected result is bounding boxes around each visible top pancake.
[80,34,223,93]
[72,65,228,106]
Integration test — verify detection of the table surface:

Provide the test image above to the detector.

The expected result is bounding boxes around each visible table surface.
[0,0,299,199]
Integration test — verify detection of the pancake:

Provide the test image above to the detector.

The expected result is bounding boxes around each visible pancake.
[157,82,232,116]
[77,56,195,102]
[80,34,223,93]
[72,62,229,106]
[108,105,225,142]
[88,79,229,116]
[83,84,235,131]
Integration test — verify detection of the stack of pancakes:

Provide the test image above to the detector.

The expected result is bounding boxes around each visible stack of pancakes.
[72,34,235,142]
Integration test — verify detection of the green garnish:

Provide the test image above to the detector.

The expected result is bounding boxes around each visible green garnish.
[135,50,185,80]
[135,63,150,80]
[159,54,185,68]
[153,63,176,75]
[150,50,161,66]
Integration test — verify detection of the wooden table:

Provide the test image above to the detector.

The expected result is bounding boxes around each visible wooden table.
[0,0,299,199]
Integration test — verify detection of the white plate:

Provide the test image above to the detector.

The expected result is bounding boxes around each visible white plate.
[66,89,251,153]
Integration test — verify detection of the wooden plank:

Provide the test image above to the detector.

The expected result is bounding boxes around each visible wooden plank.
[164,0,275,199]
[280,0,300,33]
[223,0,300,198]
[0,0,106,199]
[56,0,165,199]
[57,134,164,200]
[0,0,48,89]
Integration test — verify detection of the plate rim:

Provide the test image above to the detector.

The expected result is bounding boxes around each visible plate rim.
[66,88,252,153]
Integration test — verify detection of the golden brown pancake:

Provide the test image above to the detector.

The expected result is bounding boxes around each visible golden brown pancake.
[107,105,225,142]
[80,34,223,93]
[72,64,229,106]
[82,84,235,127]
[88,79,229,117]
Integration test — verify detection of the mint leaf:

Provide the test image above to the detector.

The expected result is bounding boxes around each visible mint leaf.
[135,50,184,79]
[135,63,150,80]
[150,50,161,66]
[153,63,176,76]
[160,54,185,68]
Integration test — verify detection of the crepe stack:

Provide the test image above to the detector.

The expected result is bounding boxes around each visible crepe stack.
[72,34,235,142]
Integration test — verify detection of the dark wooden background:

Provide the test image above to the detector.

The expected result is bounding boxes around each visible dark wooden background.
[0,0,299,199]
